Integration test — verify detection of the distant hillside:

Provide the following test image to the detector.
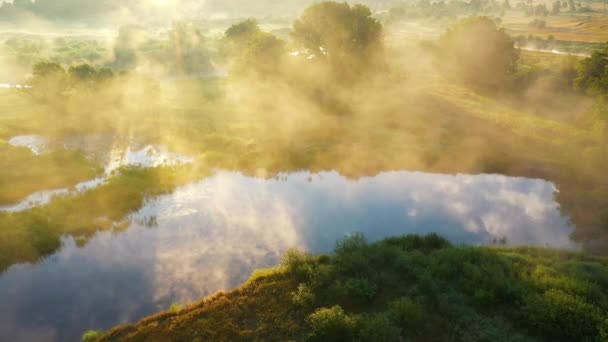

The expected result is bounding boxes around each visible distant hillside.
[99,234,608,341]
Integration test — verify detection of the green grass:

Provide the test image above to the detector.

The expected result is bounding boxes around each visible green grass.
[430,82,587,144]
[99,234,608,341]
[0,144,101,205]
[0,165,212,272]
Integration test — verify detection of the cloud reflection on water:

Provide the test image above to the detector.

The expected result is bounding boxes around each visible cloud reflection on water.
[0,170,575,342]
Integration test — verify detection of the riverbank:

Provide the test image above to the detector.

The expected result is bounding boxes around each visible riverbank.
[98,234,608,341]
[0,142,101,205]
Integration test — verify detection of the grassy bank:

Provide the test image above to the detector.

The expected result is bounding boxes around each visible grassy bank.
[0,143,101,205]
[99,234,608,341]
[0,164,211,272]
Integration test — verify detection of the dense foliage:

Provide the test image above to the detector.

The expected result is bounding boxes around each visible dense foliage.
[99,234,608,341]
[0,143,98,205]
[292,2,384,77]
[575,43,608,95]
[438,16,519,89]
[222,19,286,77]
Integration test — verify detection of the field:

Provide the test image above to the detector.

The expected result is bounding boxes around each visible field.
[503,12,608,42]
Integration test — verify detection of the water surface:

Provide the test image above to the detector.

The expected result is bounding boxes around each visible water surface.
[0,170,575,341]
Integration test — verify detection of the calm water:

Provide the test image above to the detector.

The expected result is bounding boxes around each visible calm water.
[0,170,575,341]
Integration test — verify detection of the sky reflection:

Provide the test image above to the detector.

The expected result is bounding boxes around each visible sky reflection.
[0,170,575,341]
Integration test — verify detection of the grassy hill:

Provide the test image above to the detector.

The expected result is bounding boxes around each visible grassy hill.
[98,234,608,341]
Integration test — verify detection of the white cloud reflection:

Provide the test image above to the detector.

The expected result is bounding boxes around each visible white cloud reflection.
[0,170,575,341]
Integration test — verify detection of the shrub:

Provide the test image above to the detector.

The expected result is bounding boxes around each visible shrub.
[388,297,427,332]
[522,289,603,340]
[383,234,451,253]
[291,283,315,307]
[358,313,402,342]
[417,272,440,303]
[335,233,368,255]
[334,234,373,276]
[169,303,182,313]
[307,306,356,341]
[309,263,335,289]
[345,277,377,302]
[281,249,310,274]
[82,330,104,342]
[601,318,608,341]
[295,262,315,282]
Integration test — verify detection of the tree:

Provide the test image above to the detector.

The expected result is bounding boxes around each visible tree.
[69,64,97,81]
[221,19,263,60]
[291,2,384,79]
[113,25,147,70]
[29,61,68,106]
[169,21,213,75]
[534,3,549,16]
[438,16,519,89]
[568,0,577,11]
[551,1,561,14]
[222,20,285,77]
[32,61,65,79]
[574,44,608,95]
[225,19,261,43]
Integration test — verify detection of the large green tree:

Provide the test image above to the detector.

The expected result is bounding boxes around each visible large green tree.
[438,16,519,89]
[291,2,384,78]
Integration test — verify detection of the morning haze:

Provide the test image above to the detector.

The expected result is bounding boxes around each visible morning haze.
[1,0,608,341]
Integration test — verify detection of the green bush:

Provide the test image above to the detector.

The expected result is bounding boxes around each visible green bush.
[291,283,315,307]
[335,233,368,255]
[281,249,310,274]
[307,306,356,341]
[358,313,401,342]
[601,318,608,341]
[522,289,603,340]
[309,263,335,289]
[82,330,104,342]
[334,234,374,277]
[383,233,451,253]
[388,297,427,332]
[345,277,377,302]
